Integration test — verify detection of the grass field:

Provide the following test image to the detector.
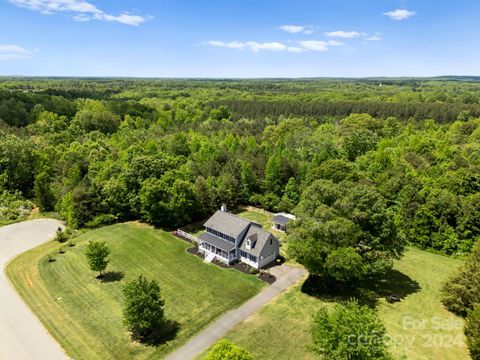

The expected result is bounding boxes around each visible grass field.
[7,222,264,360]
[202,247,469,360]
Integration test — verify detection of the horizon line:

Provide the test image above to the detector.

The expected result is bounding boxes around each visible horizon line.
[1,75,480,81]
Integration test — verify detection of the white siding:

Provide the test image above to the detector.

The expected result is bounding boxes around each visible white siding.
[240,255,259,269]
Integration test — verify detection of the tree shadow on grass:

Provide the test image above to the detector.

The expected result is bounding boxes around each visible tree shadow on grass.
[98,271,125,283]
[137,319,181,346]
[301,268,421,308]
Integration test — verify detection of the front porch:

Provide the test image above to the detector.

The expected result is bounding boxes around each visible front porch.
[199,242,237,264]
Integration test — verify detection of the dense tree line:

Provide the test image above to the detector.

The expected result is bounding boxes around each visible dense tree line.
[213,99,480,123]
[0,79,478,258]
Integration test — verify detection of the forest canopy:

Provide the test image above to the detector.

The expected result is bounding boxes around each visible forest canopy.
[0,78,479,255]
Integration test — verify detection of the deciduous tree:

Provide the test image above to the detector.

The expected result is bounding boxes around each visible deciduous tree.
[85,241,110,277]
[205,339,254,360]
[310,300,390,360]
[122,275,166,342]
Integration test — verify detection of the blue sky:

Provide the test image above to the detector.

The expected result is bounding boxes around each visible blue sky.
[0,0,479,77]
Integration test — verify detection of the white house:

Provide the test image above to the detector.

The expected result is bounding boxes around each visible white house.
[198,207,279,269]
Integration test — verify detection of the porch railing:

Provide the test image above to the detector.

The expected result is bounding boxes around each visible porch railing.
[176,229,202,244]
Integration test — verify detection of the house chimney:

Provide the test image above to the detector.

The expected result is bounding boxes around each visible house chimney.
[221,204,227,212]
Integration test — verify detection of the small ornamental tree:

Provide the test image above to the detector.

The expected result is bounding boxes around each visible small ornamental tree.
[205,339,254,360]
[122,275,166,342]
[310,300,390,360]
[85,241,110,277]
[55,226,67,243]
[465,305,480,360]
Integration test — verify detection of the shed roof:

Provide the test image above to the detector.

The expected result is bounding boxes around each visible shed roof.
[273,214,292,225]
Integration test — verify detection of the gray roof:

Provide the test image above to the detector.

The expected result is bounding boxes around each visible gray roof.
[203,210,251,239]
[273,214,291,225]
[239,226,274,257]
[199,232,236,252]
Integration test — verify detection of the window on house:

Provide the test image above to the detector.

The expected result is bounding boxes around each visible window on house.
[249,254,257,262]
[270,238,272,245]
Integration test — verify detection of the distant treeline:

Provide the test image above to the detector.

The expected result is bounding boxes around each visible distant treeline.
[213,99,480,122]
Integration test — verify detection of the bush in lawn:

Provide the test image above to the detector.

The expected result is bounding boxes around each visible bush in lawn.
[122,275,167,343]
[85,241,110,277]
[465,304,480,360]
[442,240,480,316]
[205,339,254,360]
[310,299,391,360]
[55,227,68,243]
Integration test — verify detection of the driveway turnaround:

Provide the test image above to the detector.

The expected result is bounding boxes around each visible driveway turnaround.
[165,265,307,360]
[0,219,67,360]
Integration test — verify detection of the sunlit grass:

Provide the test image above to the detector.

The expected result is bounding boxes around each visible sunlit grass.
[7,222,264,360]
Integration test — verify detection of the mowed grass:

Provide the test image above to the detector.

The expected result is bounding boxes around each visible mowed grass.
[203,247,468,360]
[7,222,264,360]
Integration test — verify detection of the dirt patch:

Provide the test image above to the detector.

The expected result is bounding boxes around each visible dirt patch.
[258,271,276,284]
[231,262,253,275]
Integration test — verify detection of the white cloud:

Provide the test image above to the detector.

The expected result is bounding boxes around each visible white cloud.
[327,40,344,46]
[207,40,286,52]
[383,9,416,20]
[246,42,287,52]
[298,40,328,52]
[287,46,306,53]
[325,30,361,39]
[99,13,147,26]
[279,25,304,33]
[0,44,34,60]
[365,33,382,41]
[8,0,148,26]
[206,41,246,50]
[279,25,316,35]
[207,38,348,53]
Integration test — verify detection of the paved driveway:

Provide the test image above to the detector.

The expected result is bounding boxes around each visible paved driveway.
[165,264,307,360]
[0,219,67,360]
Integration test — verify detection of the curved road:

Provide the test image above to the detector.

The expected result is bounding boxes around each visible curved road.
[0,219,67,360]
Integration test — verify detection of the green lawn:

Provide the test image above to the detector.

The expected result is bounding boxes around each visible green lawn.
[7,222,264,360]
[202,247,469,360]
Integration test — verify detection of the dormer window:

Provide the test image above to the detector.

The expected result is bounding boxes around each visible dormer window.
[246,239,251,250]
